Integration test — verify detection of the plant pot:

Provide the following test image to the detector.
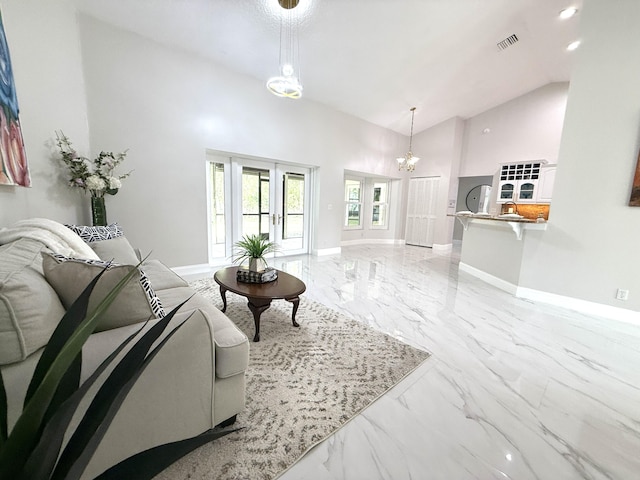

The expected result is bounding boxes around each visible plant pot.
[248,257,268,272]
[91,196,107,226]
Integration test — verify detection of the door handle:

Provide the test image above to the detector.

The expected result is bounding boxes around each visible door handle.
[278,214,282,225]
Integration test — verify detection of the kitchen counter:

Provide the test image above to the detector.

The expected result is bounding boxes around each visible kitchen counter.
[450,214,547,240]
[454,213,548,294]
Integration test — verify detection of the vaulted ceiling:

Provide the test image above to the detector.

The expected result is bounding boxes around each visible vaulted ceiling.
[73,0,583,135]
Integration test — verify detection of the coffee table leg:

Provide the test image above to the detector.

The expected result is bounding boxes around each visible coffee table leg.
[219,286,228,312]
[286,296,301,327]
[247,298,272,342]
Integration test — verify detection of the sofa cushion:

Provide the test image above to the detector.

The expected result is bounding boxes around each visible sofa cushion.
[42,253,165,332]
[0,239,66,365]
[155,287,249,378]
[139,259,189,290]
[90,236,139,265]
[65,223,124,243]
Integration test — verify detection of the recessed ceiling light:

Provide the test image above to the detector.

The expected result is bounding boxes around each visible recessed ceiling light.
[559,7,578,19]
[567,40,581,51]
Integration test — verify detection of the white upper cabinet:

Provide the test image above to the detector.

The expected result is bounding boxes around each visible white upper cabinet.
[497,160,548,204]
[535,165,556,203]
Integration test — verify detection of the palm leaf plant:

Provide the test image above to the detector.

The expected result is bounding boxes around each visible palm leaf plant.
[0,263,236,480]
[232,234,278,271]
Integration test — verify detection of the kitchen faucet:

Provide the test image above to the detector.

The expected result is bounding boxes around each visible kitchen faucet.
[503,201,518,214]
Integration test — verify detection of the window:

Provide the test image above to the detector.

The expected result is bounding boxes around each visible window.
[344,178,363,228]
[209,161,227,259]
[371,181,389,228]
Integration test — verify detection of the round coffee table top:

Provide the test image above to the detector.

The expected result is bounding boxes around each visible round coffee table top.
[214,266,306,300]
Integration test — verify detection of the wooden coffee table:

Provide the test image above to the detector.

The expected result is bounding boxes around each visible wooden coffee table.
[214,266,306,342]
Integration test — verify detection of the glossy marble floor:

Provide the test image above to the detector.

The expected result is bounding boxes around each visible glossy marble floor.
[262,244,640,480]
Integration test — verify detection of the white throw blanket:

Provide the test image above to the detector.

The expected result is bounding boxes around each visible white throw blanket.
[0,218,99,259]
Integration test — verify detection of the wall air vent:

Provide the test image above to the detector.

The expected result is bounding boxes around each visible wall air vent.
[497,34,519,51]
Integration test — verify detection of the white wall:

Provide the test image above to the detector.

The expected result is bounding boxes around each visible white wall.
[520,0,640,313]
[460,82,569,177]
[75,15,406,266]
[0,0,91,226]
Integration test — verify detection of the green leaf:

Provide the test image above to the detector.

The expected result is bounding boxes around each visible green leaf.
[0,372,6,449]
[17,326,143,480]
[25,265,102,406]
[94,428,240,480]
[0,263,140,479]
[53,302,192,480]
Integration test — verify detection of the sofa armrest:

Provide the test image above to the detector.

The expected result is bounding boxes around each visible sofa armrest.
[80,308,219,479]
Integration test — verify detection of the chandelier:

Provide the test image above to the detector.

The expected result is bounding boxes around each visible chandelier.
[267,0,303,99]
[397,107,420,172]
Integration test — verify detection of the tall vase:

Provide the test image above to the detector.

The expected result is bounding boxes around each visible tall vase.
[91,196,107,226]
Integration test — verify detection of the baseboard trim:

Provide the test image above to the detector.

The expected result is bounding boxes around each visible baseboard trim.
[340,239,404,247]
[459,262,640,326]
[458,262,518,295]
[516,287,640,326]
[313,247,342,256]
[172,263,216,278]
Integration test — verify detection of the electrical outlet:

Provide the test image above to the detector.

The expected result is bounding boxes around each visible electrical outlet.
[616,288,629,301]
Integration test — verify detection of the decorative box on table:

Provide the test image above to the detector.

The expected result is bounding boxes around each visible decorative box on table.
[236,267,278,284]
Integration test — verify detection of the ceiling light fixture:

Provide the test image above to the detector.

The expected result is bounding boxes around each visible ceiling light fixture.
[397,107,420,172]
[567,40,581,51]
[267,0,303,99]
[559,7,578,19]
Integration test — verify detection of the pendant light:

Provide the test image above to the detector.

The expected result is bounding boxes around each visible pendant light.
[397,107,420,172]
[267,0,303,99]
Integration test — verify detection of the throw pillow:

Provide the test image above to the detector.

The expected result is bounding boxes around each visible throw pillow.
[42,253,165,332]
[90,236,139,265]
[0,239,66,365]
[65,223,124,243]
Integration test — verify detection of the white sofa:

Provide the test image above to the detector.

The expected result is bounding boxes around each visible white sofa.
[0,219,249,479]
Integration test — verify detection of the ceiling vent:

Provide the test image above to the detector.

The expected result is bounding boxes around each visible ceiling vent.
[497,34,519,51]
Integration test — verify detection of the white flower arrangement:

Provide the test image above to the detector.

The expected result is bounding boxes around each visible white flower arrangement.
[55,131,131,198]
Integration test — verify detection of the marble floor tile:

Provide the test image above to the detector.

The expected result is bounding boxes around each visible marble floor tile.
[269,244,640,480]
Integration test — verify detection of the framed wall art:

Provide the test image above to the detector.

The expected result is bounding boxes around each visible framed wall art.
[0,9,30,187]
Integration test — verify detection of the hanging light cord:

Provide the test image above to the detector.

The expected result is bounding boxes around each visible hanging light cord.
[408,107,416,154]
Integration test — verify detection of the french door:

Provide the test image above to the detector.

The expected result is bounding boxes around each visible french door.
[207,154,311,263]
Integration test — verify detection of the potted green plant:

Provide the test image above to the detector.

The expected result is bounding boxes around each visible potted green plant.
[232,234,278,272]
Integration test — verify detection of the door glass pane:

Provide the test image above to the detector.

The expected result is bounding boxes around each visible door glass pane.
[242,167,270,239]
[519,183,534,200]
[210,162,225,258]
[283,172,305,240]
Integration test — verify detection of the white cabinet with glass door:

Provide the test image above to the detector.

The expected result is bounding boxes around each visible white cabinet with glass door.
[497,160,547,204]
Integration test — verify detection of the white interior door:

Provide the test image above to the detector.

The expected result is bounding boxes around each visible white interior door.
[405,176,439,247]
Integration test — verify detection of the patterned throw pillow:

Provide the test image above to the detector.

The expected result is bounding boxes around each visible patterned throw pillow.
[42,253,165,332]
[65,223,124,243]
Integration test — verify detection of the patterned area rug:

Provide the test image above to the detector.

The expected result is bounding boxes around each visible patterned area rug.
[155,278,431,480]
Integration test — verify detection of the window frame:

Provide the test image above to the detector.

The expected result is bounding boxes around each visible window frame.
[370,179,390,230]
[344,176,364,230]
